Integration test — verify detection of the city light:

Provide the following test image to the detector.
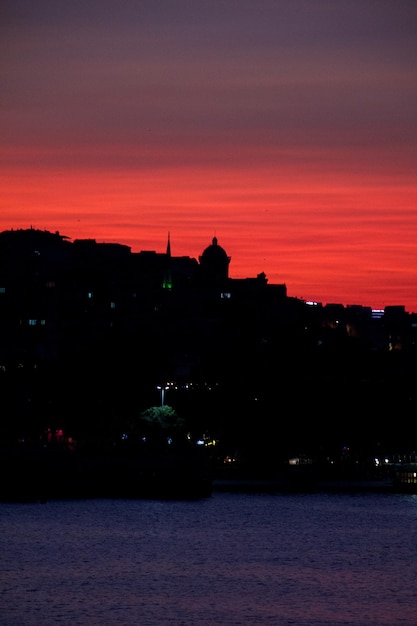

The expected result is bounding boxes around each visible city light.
[156,385,169,406]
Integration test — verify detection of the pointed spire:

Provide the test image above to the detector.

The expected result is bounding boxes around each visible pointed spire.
[166,231,171,258]
[163,231,173,290]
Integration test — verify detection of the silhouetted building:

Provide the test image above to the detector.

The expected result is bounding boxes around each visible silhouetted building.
[0,227,416,460]
[199,236,230,284]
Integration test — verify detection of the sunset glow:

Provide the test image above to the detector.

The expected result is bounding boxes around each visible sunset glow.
[2,0,416,312]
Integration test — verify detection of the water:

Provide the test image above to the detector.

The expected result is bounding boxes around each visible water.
[1,491,417,626]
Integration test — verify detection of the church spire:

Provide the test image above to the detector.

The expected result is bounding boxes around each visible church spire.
[162,231,173,290]
[166,231,171,258]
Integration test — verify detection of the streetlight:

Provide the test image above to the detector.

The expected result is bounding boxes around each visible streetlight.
[157,385,169,406]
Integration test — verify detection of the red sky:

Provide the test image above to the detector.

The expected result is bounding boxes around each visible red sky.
[1,0,417,312]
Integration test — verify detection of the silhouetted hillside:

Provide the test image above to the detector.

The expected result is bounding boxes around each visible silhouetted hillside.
[0,228,416,468]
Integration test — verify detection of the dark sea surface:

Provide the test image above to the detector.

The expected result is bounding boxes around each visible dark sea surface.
[1,491,417,626]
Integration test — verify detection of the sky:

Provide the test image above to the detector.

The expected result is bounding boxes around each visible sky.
[1,0,417,312]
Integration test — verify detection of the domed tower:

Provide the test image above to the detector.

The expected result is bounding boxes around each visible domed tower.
[199,236,231,283]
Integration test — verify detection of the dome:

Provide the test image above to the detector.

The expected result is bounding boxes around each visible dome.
[200,237,229,262]
[199,237,231,282]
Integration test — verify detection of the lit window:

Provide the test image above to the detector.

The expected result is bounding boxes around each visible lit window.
[110,302,116,309]
[28,319,37,326]
[0,287,5,294]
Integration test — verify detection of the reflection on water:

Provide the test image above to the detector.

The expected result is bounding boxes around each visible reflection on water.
[1,492,417,626]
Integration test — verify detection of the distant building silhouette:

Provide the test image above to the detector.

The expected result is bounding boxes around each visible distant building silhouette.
[0,227,415,371]
[199,236,231,284]
[1,227,417,462]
